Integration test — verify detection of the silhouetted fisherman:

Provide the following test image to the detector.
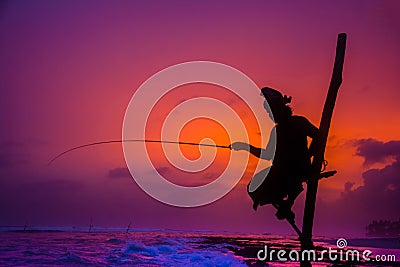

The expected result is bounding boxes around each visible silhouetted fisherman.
[232,87,318,220]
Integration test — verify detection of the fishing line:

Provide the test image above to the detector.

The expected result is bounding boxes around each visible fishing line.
[48,139,231,165]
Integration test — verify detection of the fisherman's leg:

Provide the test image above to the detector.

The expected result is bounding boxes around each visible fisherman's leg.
[249,167,280,211]
[286,182,304,208]
[274,182,304,220]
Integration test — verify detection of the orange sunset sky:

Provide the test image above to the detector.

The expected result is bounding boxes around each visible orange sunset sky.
[1,0,399,237]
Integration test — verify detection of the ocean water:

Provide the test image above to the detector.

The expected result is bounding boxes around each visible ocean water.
[0,230,399,266]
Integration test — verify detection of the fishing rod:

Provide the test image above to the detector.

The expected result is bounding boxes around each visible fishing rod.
[48,139,232,165]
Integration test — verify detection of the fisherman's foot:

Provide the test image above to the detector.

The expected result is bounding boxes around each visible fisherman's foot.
[275,208,295,221]
[275,200,295,221]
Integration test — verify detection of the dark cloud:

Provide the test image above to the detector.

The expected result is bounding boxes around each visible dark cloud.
[343,181,355,194]
[0,141,30,167]
[313,139,400,236]
[156,166,170,176]
[350,139,400,205]
[107,167,131,178]
[323,139,400,234]
[224,96,240,106]
[155,166,223,187]
[340,158,400,213]
[0,153,29,168]
[0,139,48,168]
[354,139,400,166]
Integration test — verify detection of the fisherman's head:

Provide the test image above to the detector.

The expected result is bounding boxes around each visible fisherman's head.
[261,87,293,123]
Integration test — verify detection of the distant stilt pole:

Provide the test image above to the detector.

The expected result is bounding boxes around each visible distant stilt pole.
[89,217,93,233]
[300,33,347,264]
[126,222,132,233]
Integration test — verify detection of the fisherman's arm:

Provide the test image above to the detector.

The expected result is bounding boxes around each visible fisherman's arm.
[231,142,271,160]
[231,127,275,160]
[300,116,319,155]
[307,121,319,139]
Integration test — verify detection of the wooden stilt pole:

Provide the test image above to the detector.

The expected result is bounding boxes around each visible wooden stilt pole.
[300,33,347,265]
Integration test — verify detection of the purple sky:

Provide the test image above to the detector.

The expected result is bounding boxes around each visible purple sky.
[1,0,400,237]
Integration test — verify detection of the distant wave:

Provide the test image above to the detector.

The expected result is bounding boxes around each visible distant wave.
[0,231,398,266]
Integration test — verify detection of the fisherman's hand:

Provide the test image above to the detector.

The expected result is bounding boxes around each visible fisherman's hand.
[231,142,250,151]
